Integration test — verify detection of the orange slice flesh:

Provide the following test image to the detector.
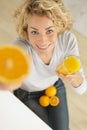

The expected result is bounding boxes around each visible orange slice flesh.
[50,96,60,106]
[0,45,31,85]
[65,56,81,73]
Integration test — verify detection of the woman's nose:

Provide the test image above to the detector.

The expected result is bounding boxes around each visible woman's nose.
[38,34,48,44]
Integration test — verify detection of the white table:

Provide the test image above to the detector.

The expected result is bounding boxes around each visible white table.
[0,91,52,130]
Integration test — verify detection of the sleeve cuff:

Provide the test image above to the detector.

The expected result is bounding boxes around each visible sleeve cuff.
[72,80,87,95]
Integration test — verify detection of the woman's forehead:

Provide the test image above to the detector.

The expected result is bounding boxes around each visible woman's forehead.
[28,14,54,28]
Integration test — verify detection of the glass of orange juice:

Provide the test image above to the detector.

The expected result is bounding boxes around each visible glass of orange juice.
[56,56,81,75]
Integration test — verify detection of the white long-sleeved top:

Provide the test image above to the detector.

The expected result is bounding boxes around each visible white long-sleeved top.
[13,31,87,95]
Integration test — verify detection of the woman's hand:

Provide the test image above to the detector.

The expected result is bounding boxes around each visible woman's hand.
[0,82,22,91]
[58,72,83,88]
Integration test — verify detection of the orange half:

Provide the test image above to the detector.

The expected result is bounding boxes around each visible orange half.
[56,56,81,75]
[0,44,31,85]
[50,96,60,106]
[65,56,81,73]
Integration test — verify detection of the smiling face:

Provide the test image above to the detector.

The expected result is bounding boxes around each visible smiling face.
[27,14,58,56]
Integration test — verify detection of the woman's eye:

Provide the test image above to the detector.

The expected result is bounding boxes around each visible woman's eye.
[47,29,53,34]
[31,31,39,35]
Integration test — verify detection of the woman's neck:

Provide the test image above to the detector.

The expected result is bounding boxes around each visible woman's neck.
[38,48,54,65]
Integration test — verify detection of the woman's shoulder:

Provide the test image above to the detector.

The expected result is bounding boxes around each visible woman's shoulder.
[60,30,76,40]
[57,30,78,56]
[58,30,77,47]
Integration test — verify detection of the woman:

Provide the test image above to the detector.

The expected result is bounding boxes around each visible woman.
[11,0,87,130]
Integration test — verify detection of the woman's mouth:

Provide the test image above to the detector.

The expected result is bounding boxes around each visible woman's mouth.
[36,44,51,51]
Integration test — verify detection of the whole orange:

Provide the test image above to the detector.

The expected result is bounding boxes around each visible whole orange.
[45,86,57,97]
[39,95,50,107]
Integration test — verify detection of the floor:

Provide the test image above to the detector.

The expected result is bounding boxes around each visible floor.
[63,0,87,38]
[0,0,87,130]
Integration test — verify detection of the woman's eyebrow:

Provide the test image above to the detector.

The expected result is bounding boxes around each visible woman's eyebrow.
[30,26,54,30]
[30,27,38,30]
[45,26,55,30]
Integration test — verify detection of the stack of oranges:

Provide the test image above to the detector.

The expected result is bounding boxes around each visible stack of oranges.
[39,86,60,107]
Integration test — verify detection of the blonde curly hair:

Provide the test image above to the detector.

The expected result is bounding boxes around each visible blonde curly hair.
[13,0,73,40]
